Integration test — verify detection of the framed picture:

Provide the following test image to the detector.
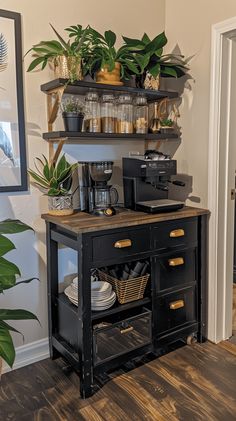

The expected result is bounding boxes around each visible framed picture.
[0,9,27,192]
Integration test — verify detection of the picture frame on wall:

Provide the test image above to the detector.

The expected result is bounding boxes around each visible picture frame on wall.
[0,9,27,192]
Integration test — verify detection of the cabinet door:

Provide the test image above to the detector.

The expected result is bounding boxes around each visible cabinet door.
[155,287,197,336]
[153,248,197,293]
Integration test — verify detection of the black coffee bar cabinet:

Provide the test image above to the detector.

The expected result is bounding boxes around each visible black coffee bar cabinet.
[43,207,208,398]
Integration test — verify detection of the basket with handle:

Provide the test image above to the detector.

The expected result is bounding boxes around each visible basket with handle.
[97,269,150,304]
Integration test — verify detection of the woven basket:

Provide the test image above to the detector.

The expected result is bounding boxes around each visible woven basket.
[97,269,150,304]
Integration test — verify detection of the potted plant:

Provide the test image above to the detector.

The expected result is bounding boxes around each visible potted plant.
[26,24,90,83]
[159,118,175,133]
[0,219,38,372]
[123,32,190,89]
[61,96,85,132]
[28,148,78,216]
[68,27,140,85]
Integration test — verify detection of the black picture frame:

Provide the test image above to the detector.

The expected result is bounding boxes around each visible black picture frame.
[0,9,27,192]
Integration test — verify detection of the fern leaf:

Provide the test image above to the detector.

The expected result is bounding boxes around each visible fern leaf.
[0,33,8,72]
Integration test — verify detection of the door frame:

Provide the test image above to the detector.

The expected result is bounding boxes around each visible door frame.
[208,16,236,343]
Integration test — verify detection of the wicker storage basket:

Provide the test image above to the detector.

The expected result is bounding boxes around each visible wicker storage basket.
[97,269,150,304]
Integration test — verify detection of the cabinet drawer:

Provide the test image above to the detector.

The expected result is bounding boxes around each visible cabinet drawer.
[154,248,196,293]
[153,218,197,251]
[92,227,150,262]
[93,308,151,365]
[155,287,197,336]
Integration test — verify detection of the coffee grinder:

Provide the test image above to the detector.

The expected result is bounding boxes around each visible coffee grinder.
[78,161,118,216]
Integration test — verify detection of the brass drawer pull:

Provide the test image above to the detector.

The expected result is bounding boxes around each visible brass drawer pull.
[114,239,132,248]
[168,257,184,266]
[169,300,185,310]
[120,326,134,334]
[169,229,185,238]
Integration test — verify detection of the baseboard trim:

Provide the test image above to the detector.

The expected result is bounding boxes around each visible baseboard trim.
[2,337,50,374]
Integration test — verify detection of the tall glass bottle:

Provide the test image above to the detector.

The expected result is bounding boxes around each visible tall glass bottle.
[101,94,116,133]
[84,92,101,133]
[134,95,148,134]
[117,94,134,134]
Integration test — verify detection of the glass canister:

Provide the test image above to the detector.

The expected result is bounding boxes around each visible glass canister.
[101,94,116,133]
[134,95,148,134]
[117,94,134,134]
[84,92,101,133]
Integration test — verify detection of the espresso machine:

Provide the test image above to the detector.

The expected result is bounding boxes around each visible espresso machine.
[78,161,118,216]
[123,151,185,213]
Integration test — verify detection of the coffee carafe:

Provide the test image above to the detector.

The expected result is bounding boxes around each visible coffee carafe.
[78,161,118,216]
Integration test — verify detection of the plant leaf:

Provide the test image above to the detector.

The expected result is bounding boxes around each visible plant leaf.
[28,169,50,188]
[0,320,23,338]
[160,66,178,77]
[0,275,16,292]
[122,36,145,49]
[143,31,167,54]
[27,56,45,72]
[0,257,21,277]
[0,309,39,322]
[0,234,15,257]
[0,220,33,235]
[0,325,15,367]
[104,30,116,48]
[49,24,69,51]
[142,33,151,45]
[149,62,161,78]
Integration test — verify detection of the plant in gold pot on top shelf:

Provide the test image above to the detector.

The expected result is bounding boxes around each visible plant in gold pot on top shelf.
[28,149,78,216]
[26,24,90,82]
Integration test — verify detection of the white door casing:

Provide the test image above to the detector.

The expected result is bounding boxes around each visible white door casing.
[208,17,236,343]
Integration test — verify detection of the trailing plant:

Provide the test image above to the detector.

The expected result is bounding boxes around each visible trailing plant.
[160,118,174,127]
[0,219,39,368]
[61,96,85,114]
[26,24,90,81]
[67,26,139,80]
[28,152,78,196]
[123,31,190,80]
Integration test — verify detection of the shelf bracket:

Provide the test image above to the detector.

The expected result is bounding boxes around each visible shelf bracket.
[47,86,65,132]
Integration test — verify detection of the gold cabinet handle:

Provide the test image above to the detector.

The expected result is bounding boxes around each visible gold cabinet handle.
[120,326,134,334]
[169,300,185,310]
[114,239,132,248]
[169,229,185,238]
[168,257,184,266]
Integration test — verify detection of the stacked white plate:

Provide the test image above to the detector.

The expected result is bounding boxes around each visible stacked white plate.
[64,277,116,311]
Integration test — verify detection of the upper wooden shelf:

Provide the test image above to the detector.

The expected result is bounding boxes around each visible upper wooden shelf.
[42,131,179,141]
[40,78,178,101]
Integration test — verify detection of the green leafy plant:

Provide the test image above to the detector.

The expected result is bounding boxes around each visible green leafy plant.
[160,118,174,127]
[123,31,190,81]
[61,96,85,114]
[0,219,39,368]
[67,26,139,80]
[28,153,78,196]
[26,23,90,80]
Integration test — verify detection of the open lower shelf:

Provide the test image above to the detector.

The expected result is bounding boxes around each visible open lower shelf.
[42,131,179,141]
[40,78,178,101]
[57,293,151,321]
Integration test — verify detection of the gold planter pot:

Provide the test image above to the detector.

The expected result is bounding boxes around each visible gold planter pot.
[96,62,123,86]
[54,55,82,82]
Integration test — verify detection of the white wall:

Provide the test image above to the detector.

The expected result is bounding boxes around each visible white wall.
[165,0,236,207]
[0,0,165,352]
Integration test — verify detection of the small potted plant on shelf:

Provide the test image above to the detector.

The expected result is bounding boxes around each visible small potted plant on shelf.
[159,118,175,133]
[61,96,85,132]
[123,31,191,90]
[70,27,140,85]
[28,148,78,216]
[0,219,39,373]
[26,24,90,83]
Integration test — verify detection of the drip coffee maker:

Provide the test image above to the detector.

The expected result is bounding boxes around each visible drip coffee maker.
[78,161,118,216]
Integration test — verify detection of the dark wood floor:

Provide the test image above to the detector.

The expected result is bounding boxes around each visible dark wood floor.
[1,341,236,421]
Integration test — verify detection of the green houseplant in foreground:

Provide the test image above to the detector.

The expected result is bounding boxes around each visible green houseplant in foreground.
[0,219,39,369]
[28,152,78,216]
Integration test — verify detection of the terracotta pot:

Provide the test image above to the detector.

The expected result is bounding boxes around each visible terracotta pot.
[96,62,123,86]
[54,55,82,82]
[48,195,74,216]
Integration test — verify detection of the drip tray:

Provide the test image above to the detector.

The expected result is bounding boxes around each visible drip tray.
[136,199,184,213]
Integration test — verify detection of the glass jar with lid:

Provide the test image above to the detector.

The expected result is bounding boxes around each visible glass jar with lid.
[134,95,148,134]
[84,92,101,133]
[117,94,134,134]
[101,94,116,133]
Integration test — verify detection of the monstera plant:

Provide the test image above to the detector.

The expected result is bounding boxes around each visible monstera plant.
[0,219,39,369]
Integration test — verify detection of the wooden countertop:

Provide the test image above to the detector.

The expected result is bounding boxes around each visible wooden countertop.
[42,206,209,235]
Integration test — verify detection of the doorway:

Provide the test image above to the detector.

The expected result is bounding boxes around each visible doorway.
[208,17,236,343]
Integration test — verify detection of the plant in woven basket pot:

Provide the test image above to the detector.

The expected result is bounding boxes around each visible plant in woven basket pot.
[61,96,85,132]
[123,32,191,90]
[28,150,78,216]
[0,219,39,373]
[71,27,140,85]
[26,24,90,82]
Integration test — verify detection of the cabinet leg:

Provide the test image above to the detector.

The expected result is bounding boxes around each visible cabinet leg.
[80,366,93,398]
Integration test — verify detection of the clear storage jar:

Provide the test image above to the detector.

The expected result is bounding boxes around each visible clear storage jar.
[117,94,134,134]
[134,95,148,134]
[84,92,101,133]
[101,94,116,133]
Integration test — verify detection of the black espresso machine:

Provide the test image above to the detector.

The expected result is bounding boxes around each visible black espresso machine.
[123,151,185,213]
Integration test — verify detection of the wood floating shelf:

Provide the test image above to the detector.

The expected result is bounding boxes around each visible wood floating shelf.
[40,78,178,101]
[42,131,179,142]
